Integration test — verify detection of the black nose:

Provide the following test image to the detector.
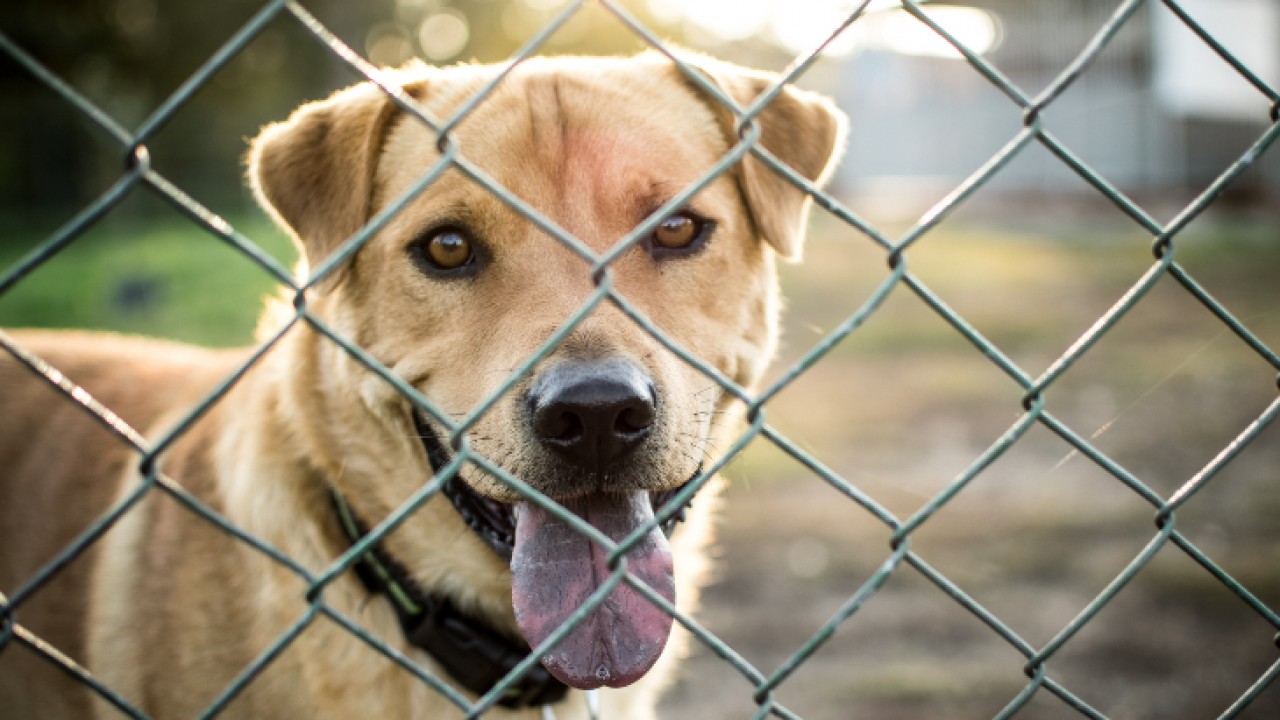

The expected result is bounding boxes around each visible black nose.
[527,360,657,471]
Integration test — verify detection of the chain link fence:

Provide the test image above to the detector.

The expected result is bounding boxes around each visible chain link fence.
[2,0,1278,717]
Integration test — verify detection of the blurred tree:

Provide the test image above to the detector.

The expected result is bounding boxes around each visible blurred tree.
[0,0,396,220]
[0,0,697,227]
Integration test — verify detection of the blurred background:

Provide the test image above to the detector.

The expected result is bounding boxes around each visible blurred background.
[2,0,1278,717]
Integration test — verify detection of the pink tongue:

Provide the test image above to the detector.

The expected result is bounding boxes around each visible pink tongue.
[510,491,675,689]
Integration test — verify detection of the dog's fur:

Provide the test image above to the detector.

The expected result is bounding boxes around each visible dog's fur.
[0,52,844,719]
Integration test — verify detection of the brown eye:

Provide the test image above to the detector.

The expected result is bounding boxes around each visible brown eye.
[653,214,701,250]
[424,230,474,270]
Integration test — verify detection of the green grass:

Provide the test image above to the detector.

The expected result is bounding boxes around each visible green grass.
[0,212,296,347]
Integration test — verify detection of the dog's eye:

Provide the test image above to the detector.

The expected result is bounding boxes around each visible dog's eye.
[649,212,711,258]
[418,229,475,271]
[654,215,698,249]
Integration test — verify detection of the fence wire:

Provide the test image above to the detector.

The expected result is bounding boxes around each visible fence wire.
[1,0,1279,718]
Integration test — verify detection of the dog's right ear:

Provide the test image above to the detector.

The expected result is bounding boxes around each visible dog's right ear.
[248,79,416,276]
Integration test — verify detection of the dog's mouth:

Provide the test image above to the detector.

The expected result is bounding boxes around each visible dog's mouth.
[415,414,697,690]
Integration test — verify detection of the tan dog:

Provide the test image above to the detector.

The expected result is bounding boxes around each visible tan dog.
[0,52,844,719]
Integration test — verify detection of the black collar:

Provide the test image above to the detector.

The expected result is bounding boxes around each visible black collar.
[331,492,568,709]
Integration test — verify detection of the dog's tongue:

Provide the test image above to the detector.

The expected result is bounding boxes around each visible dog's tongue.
[511,491,675,689]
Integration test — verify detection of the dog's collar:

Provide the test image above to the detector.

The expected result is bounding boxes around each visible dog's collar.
[330,492,568,709]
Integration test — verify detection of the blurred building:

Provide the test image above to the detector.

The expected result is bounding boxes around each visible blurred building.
[834,0,1280,204]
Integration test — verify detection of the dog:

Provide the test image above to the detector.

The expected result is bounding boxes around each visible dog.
[0,51,845,719]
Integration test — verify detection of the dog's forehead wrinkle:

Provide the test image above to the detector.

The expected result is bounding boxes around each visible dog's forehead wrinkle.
[523,72,569,170]
[485,73,711,246]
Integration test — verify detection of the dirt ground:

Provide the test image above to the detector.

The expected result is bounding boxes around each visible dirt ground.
[4,203,1276,719]
[658,210,1280,719]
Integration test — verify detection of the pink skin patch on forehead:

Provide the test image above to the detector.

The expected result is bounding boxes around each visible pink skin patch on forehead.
[552,128,690,238]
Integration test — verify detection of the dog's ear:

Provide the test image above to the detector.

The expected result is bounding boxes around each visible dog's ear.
[676,54,847,261]
[248,80,412,276]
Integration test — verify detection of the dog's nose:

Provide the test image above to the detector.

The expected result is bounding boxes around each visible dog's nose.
[528,360,656,470]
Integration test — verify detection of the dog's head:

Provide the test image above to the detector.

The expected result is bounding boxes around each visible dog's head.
[250,52,845,690]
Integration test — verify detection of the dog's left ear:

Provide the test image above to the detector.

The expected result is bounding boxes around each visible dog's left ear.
[248,78,418,277]
[676,54,848,261]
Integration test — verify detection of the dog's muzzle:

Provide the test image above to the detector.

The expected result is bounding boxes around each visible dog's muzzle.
[417,358,701,692]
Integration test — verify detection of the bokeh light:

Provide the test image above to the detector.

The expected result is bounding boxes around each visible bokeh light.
[418,9,470,62]
[521,0,573,12]
[366,24,416,67]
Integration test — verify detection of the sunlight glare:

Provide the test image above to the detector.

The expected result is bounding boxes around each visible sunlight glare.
[652,0,774,43]
[871,5,1000,59]
[645,1,999,60]
[770,2,868,57]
